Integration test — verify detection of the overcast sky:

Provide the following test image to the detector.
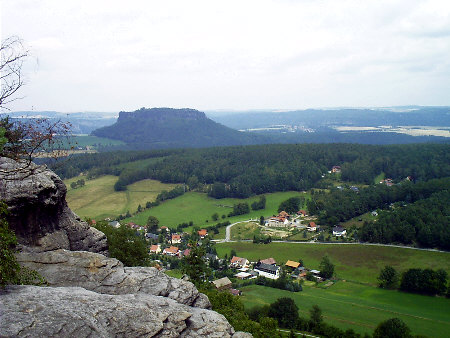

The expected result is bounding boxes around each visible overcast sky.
[2,0,450,112]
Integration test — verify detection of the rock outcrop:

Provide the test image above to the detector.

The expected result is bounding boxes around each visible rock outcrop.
[0,157,252,337]
[16,248,211,308]
[0,285,236,337]
[0,157,107,254]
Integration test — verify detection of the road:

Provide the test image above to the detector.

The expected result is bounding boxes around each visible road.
[214,219,448,253]
[224,219,255,242]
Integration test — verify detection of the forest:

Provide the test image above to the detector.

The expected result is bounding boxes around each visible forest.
[53,143,450,199]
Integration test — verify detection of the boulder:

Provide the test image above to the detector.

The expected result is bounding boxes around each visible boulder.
[0,285,236,337]
[0,157,107,254]
[16,248,211,308]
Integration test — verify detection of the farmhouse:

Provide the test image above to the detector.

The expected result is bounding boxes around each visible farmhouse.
[149,244,161,254]
[332,165,341,173]
[292,266,307,279]
[171,234,182,244]
[307,222,317,232]
[260,257,276,265]
[254,262,280,280]
[163,246,179,256]
[266,211,291,227]
[333,226,347,237]
[234,271,253,280]
[297,210,307,217]
[285,260,301,269]
[230,256,250,269]
[145,232,159,241]
[212,277,232,291]
[198,229,208,238]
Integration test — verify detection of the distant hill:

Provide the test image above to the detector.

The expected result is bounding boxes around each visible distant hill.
[209,106,450,129]
[91,107,265,149]
[1,111,117,134]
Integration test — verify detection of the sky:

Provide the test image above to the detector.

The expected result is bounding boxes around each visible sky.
[1,0,450,112]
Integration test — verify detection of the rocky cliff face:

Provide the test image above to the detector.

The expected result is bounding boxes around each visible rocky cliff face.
[0,157,251,337]
[0,157,107,254]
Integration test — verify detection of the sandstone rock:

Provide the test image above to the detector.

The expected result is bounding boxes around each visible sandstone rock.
[0,285,236,337]
[0,157,107,254]
[16,248,211,308]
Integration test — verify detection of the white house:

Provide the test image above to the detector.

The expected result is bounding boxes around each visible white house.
[307,222,317,232]
[332,226,347,237]
[254,262,280,280]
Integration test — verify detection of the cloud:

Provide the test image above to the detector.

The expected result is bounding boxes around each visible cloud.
[1,0,450,111]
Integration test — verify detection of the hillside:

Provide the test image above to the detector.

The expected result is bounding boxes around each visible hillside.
[91,107,265,149]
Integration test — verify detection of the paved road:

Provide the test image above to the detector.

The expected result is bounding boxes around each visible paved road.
[224,219,255,241]
[214,220,448,253]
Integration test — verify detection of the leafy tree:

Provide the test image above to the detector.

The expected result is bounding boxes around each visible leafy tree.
[259,215,265,225]
[181,240,210,287]
[146,215,159,233]
[373,318,412,338]
[251,195,266,210]
[319,255,334,279]
[309,304,323,328]
[378,266,399,289]
[94,222,149,266]
[212,213,219,221]
[268,297,299,329]
[278,197,301,214]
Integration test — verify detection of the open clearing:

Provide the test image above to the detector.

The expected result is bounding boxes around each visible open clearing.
[215,242,450,285]
[240,283,450,337]
[65,175,177,220]
[124,191,310,230]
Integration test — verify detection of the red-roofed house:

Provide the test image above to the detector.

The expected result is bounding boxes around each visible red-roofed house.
[150,244,161,254]
[332,166,341,173]
[198,229,208,238]
[297,210,307,217]
[230,256,249,269]
[260,258,277,265]
[163,246,179,256]
[307,222,317,232]
[182,249,191,257]
[171,234,182,244]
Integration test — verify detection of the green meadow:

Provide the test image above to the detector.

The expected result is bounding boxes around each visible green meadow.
[215,242,450,285]
[65,175,177,220]
[124,191,310,229]
[240,283,450,337]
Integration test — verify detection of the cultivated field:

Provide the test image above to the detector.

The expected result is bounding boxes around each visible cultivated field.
[65,175,177,220]
[240,283,450,337]
[215,242,450,285]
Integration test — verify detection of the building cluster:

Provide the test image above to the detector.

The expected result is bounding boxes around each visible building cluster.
[147,228,209,258]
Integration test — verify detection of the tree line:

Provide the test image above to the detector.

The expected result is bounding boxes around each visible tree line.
[360,189,450,250]
[378,265,449,297]
[308,177,450,225]
[53,143,449,199]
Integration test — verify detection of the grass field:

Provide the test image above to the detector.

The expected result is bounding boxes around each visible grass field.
[374,172,385,184]
[340,212,377,229]
[124,191,310,230]
[231,222,261,240]
[240,283,450,337]
[65,175,177,220]
[215,242,450,285]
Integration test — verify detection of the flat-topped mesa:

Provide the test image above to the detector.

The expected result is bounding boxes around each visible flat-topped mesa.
[118,107,206,122]
[0,157,107,254]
